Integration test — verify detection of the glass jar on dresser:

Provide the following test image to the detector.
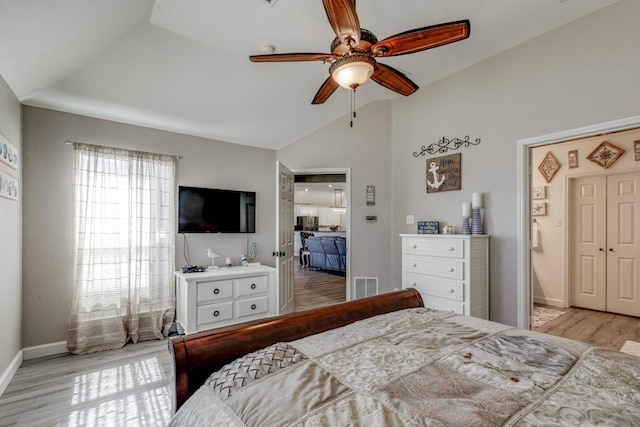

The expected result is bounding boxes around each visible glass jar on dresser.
[400,234,489,319]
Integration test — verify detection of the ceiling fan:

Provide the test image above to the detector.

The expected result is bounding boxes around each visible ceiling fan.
[250,0,470,104]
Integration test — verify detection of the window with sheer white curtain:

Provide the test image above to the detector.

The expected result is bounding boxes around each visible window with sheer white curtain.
[67,143,176,354]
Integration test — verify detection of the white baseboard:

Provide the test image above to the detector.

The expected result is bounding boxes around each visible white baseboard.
[22,341,68,361]
[0,350,23,397]
[533,296,565,308]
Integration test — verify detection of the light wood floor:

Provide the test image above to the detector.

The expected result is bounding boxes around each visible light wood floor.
[534,306,640,351]
[0,339,172,426]
[293,263,346,312]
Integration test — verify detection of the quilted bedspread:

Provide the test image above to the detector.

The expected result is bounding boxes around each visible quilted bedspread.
[169,308,640,426]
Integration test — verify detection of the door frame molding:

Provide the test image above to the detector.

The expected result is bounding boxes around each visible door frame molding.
[292,167,352,301]
[516,115,640,329]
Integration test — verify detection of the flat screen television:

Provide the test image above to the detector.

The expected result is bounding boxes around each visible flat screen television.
[178,186,255,233]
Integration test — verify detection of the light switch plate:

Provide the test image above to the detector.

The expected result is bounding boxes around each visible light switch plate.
[406,215,415,224]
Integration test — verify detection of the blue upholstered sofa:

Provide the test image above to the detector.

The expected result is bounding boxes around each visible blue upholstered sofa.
[304,236,346,272]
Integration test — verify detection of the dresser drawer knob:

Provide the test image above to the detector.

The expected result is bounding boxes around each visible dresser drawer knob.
[213,288,220,295]
[410,263,417,268]
[447,288,454,293]
[447,246,455,251]
[213,310,220,317]
[410,244,417,249]
[410,282,417,287]
[251,304,257,310]
[447,267,454,272]
[251,283,257,290]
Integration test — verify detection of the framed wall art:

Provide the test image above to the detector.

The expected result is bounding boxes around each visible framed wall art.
[568,150,578,169]
[586,140,625,169]
[0,132,18,170]
[0,170,18,200]
[426,153,461,193]
[532,202,547,216]
[634,140,640,161]
[538,151,560,183]
[532,186,546,200]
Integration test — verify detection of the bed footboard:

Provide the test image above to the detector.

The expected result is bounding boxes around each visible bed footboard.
[168,288,424,411]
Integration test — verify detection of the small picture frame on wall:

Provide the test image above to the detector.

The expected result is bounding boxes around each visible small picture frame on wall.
[532,202,547,216]
[366,185,375,206]
[532,186,546,200]
[568,150,578,169]
[634,140,640,161]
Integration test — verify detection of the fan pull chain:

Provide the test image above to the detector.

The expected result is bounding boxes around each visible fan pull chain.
[350,88,356,128]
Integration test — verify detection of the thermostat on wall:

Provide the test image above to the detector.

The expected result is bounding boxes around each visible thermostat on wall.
[366,215,377,222]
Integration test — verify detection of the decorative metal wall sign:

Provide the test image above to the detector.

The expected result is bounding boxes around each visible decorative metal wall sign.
[413,135,481,157]
[426,153,461,193]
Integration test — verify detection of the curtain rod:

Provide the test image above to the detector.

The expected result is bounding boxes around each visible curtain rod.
[64,140,182,159]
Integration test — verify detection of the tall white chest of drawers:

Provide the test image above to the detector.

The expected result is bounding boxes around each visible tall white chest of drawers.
[401,234,489,319]
[174,265,277,334]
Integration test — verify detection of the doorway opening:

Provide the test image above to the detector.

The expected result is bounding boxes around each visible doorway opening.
[517,115,640,331]
[293,169,350,312]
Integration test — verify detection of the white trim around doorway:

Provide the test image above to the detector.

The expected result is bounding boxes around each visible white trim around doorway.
[516,115,640,329]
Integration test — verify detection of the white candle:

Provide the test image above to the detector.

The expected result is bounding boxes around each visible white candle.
[462,202,471,218]
[472,192,483,209]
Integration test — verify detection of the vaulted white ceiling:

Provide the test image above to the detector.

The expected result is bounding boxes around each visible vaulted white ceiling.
[0,0,617,149]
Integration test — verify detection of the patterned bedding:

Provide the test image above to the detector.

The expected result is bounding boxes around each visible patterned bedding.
[169,308,640,426]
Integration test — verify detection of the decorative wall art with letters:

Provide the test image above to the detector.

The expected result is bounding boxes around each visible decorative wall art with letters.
[586,140,625,169]
[538,151,560,183]
[426,153,461,193]
[568,150,578,169]
[0,132,18,170]
[0,170,18,200]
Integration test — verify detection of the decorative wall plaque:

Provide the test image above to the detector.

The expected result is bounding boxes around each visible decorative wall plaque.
[538,152,560,183]
[586,140,625,169]
[568,150,578,169]
[634,140,640,161]
[426,153,461,193]
[532,186,546,200]
[532,202,547,216]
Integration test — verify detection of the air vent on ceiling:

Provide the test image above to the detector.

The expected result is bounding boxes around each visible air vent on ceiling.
[263,0,278,6]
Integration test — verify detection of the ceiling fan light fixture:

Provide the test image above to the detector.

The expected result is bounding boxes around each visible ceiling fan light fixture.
[329,54,375,89]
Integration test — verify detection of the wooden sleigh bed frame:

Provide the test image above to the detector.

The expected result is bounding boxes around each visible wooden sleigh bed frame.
[168,288,424,411]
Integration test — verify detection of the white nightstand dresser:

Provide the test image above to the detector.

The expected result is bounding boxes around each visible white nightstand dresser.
[400,234,489,319]
[174,265,277,334]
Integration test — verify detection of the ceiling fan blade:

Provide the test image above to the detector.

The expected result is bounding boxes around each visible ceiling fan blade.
[322,0,361,47]
[371,63,419,96]
[250,53,336,63]
[372,20,470,57]
[312,77,340,104]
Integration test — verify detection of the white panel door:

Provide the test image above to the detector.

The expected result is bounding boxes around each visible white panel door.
[275,161,295,314]
[606,173,640,316]
[571,176,607,311]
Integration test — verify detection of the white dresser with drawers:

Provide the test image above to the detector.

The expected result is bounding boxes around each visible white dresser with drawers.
[174,265,277,334]
[400,234,489,319]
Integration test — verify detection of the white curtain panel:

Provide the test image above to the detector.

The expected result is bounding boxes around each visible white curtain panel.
[67,143,176,354]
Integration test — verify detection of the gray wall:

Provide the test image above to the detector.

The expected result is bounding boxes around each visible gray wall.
[12,0,640,350]
[278,101,393,292]
[21,107,276,347]
[390,0,640,325]
[0,75,21,381]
